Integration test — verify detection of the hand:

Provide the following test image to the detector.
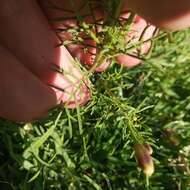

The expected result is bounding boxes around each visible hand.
[0,0,189,122]
[0,0,90,122]
[40,0,156,70]
[124,0,190,30]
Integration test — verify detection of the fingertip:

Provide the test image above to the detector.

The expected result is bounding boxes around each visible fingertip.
[49,45,91,108]
[116,54,141,68]
[116,14,155,68]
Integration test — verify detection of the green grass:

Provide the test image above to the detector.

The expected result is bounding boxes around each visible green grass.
[1,1,190,190]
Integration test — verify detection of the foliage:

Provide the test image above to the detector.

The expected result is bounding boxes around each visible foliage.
[1,1,190,189]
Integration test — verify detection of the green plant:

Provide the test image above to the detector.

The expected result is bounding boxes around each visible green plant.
[1,1,190,190]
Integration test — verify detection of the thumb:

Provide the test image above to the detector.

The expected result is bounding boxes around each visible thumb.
[124,0,190,30]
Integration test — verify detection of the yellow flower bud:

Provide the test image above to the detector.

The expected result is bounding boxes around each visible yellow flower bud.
[133,143,154,176]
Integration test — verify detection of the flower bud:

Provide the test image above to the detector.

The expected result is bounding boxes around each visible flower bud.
[163,128,180,146]
[133,143,154,176]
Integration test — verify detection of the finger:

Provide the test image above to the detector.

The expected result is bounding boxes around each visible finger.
[50,45,91,108]
[0,0,90,107]
[62,35,110,72]
[124,0,190,30]
[39,0,108,72]
[41,0,155,70]
[0,44,56,122]
[116,15,156,67]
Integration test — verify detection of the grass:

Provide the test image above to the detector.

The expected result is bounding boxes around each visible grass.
[1,1,190,189]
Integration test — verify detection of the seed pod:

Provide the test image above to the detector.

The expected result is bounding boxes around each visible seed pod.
[133,143,154,176]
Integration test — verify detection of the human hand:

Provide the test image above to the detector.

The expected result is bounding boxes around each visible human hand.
[40,0,156,70]
[124,0,190,31]
[0,0,91,122]
[1,0,189,122]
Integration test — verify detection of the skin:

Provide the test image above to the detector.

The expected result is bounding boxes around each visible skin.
[0,0,190,122]
[0,0,91,122]
[124,0,190,30]
[40,0,155,70]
